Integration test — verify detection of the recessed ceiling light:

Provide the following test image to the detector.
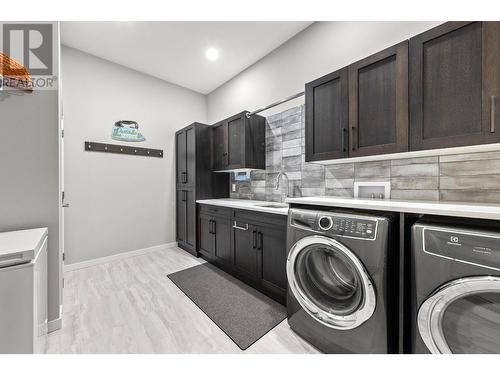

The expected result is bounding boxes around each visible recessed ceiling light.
[205,47,219,61]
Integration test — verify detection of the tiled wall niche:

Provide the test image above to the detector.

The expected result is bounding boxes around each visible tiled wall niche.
[230,105,500,204]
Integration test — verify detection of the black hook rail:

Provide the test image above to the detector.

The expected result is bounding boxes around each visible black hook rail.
[84,141,163,158]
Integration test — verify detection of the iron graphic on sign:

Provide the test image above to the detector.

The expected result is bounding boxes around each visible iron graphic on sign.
[112,120,146,142]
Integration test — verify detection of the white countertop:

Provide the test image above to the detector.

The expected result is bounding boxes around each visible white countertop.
[0,227,48,259]
[285,196,500,221]
[196,199,289,216]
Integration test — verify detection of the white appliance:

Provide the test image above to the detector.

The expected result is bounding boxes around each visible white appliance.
[0,228,48,354]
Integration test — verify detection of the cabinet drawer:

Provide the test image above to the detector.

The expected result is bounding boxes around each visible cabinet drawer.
[199,204,231,217]
[233,209,287,227]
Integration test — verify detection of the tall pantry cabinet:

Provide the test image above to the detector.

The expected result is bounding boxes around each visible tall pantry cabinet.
[175,123,228,255]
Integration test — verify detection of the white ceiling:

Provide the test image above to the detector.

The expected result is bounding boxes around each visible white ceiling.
[61,21,312,94]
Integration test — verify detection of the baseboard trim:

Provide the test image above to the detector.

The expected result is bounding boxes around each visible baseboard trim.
[48,316,62,333]
[64,242,178,272]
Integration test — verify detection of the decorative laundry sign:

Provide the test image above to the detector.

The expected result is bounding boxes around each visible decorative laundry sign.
[112,120,146,142]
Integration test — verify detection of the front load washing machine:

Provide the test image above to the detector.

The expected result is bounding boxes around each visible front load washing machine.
[412,219,500,354]
[286,208,398,353]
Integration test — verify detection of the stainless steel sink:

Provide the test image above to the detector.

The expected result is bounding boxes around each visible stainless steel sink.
[254,203,289,209]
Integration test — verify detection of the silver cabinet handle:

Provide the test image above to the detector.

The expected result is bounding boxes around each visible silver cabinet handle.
[491,96,496,133]
[233,221,248,231]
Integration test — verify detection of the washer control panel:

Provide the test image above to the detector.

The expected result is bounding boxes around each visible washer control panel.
[318,215,377,239]
[290,209,379,240]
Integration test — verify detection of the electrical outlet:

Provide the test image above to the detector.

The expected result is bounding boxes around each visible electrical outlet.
[232,184,236,192]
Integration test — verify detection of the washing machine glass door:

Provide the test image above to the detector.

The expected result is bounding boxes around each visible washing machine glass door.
[418,276,500,354]
[287,235,376,330]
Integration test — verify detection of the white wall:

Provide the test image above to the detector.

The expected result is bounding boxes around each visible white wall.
[0,22,62,325]
[207,21,442,122]
[61,46,207,265]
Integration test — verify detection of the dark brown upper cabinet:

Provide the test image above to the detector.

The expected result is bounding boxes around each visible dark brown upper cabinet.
[176,123,227,192]
[211,111,266,171]
[409,22,500,150]
[212,121,226,171]
[349,41,409,157]
[305,68,349,162]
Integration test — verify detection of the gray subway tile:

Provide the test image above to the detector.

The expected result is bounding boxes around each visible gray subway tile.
[282,146,302,158]
[282,155,302,171]
[325,178,355,189]
[391,177,439,190]
[354,177,391,183]
[440,151,500,163]
[282,138,302,149]
[440,159,500,176]
[281,106,301,118]
[252,191,267,201]
[325,188,354,198]
[391,189,439,201]
[250,170,266,181]
[325,164,355,179]
[251,180,266,189]
[302,169,325,188]
[355,161,391,178]
[266,113,282,124]
[440,190,500,204]
[391,163,439,177]
[302,161,325,173]
[301,187,326,197]
[440,175,500,190]
[391,156,438,166]
[282,129,302,142]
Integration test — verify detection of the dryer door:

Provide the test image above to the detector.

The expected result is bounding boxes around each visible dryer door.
[287,235,376,330]
[418,276,500,354]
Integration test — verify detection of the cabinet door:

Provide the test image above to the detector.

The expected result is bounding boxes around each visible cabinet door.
[212,122,226,170]
[198,213,214,257]
[410,22,500,150]
[305,68,349,161]
[176,190,186,244]
[349,41,409,157]
[232,220,259,279]
[227,114,245,168]
[258,225,287,293]
[185,125,196,187]
[175,130,186,185]
[185,190,196,250]
[213,216,231,265]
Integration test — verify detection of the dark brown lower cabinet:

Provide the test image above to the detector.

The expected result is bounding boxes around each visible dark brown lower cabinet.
[198,213,214,256]
[198,204,287,304]
[198,212,231,267]
[233,220,259,279]
[213,216,231,265]
[259,225,287,296]
[176,189,196,255]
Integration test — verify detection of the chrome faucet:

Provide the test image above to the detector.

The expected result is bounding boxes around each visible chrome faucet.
[275,171,290,198]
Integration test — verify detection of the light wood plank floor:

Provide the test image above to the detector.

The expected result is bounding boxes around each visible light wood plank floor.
[46,246,319,354]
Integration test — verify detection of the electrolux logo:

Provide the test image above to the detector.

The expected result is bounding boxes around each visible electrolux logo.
[447,235,462,246]
[1,23,56,90]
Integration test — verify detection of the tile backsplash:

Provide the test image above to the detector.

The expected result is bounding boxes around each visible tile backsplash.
[230,105,500,204]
